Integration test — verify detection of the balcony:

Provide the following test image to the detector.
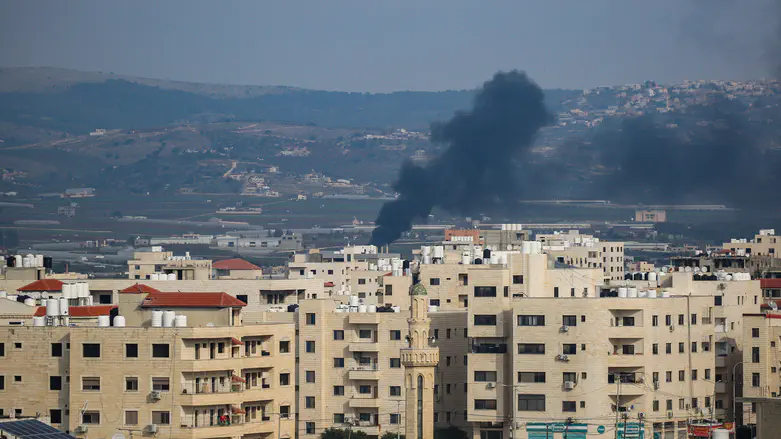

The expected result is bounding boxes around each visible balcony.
[715,382,727,394]
[349,366,380,380]
[608,382,646,396]
[180,418,276,439]
[349,397,381,408]
[183,355,276,372]
[716,355,728,368]
[470,344,507,354]
[350,421,380,435]
[349,313,381,324]
[608,324,645,338]
[349,342,380,352]
[607,353,644,367]
[180,383,245,406]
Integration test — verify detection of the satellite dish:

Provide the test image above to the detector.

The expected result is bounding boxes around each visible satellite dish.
[771,301,778,311]
[112,433,126,439]
[506,245,513,251]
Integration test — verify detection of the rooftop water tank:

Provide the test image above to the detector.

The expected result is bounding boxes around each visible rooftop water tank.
[358,305,368,313]
[628,287,638,298]
[618,287,628,298]
[367,305,377,313]
[46,298,59,317]
[174,315,187,327]
[427,305,438,313]
[421,246,431,256]
[113,316,126,327]
[167,273,176,280]
[33,316,46,327]
[97,315,110,327]
[647,289,658,298]
[35,255,44,267]
[23,298,35,307]
[648,272,657,282]
[163,311,176,327]
[151,310,163,327]
[59,297,69,316]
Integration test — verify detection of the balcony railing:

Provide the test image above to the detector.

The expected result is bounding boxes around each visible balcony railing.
[181,383,244,395]
[471,344,507,354]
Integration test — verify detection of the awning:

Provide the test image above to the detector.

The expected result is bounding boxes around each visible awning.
[231,375,246,383]
[231,337,243,346]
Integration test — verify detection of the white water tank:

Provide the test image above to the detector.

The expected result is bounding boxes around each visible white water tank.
[661,291,670,298]
[86,296,94,306]
[428,305,438,313]
[23,298,35,307]
[433,246,444,259]
[78,283,89,298]
[392,306,401,313]
[647,289,658,298]
[151,310,164,327]
[113,316,126,327]
[59,297,69,316]
[175,315,187,327]
[33,316,46,326]
[163,311,176,327]
[0,291,6,298]
[421,246,431,256]
[150,273,159,281]
[367,305,377,313]
[618,287,628,298]
[422,255,432,265]
[711,429,729,439]
[461,253,471,265]
[358,305,367,313]
[46,298,60,316]
[62,284,72,298]
[499,253,508,265]
[489,254,499,265]
[97,315,110,327]
[349,296,360,307]
[628,287,638,298]
[7,295,17,302]
[648,272,657,282]
[167,273,176,280]
[638,291,647,298]
[13,255,22,267]
[35,254,44,267]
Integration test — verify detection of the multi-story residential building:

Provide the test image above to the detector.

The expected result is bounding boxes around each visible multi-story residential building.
[741,308,781,427]
[467,293,716,439]
[127,247,212,281]
[723,229,781,257]
[0,292,296,439]
[536,231,625,281]
[296,297,469,439]
[212,259,263,280]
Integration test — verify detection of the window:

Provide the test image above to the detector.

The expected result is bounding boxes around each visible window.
[50,409,62,424]
[563,372,577,383]
[691,342,698,353]
[518,372,546,383]
[236,294,248,304]
[126,344,138,358]
[622,345,635,355]
[333,386,344,396]
[692,370,698,380]
[715,296,722,306]
[390,358,401,368]
[518,344,545,354]
[430,278,440,286]
[82,377,100,391]
[517,394,546,411]
[152,344,170,358]
[653,343,659,355]
[306,313,316,325]
[752,347,760,363]
[652,315,658,327]
[554,287,559,297]
[678,314,685,325]
[280,406,290,418]
[474,286,497,297]
[653,400,660,412]
[217,342,225,353]
[390,386,401,396]
[14,375,21,382]
[666,343,672,354]
[279,340,290,353]
[306,341,315,353]
[359,385,372,394]
[679,371,685,382]
[562,315,577,326]
[0,343,3,356]
[474,399,497,410]
[306,371,315,383]
[691,314,697,325]
[666,371,672,382]
[430,299,440,307]
[705,369,711,380]
[82,411,100,424]
[280,373,290,386]
[82,343,100,358]
[125,377,138,392]
[513,275,524,284]
[562,401,576,412]
[333,330,344,340]
[702,342,711,352]
[390,330,401,340]
[665,315,672,326]
[333,413,345,424]
[152,411,170,425]
[306,422,315,434]
[563,344,577,355]
[390,414,400,424]
[359,329,373,339]
[49,376,62,391]
[474,371,498,382]
[305,396,316,408]
[14,342,21,349]
[51,343,63,357]
[358,278,366,285]
[667,400,673,410]
[152,377,170,391]
[125,411,138,425]
[333,358,344,367]
[679,343,685,353]
[517,315,545,326]
[752,328,760,338]
[474,315,497,325]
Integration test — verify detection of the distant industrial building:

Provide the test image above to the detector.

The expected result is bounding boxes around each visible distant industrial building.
[635,209,667,222]
[63,188,95,198]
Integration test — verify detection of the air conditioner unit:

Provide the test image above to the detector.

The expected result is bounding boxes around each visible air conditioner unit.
[486,382,496,389]
[556,354,570,362]
[74,426,88,434]
[563,381,575,391]
[667,411,674,419]
[560,325,570,333]
[669,325,675,332]
[637,376,645,384]
[146,424,158,434]
[149,390,162,401]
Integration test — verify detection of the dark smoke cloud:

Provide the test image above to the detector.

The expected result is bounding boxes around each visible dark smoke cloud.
[370,71,551,245]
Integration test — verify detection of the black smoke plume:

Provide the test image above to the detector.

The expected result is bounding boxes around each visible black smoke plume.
[370,71,551,245]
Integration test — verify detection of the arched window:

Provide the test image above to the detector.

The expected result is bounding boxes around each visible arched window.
[417,374,424,439]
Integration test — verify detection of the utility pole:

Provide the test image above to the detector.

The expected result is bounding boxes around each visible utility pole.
[396,400,402,439]
[733,361,744,426]
[614,373,621,439]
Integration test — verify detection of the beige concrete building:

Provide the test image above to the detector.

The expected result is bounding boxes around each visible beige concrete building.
[635,209,667,223]
[741,311,781,427]
[0,292,296,439]
[722,229,781,257]
[467,293,716,439]
[536,230,625,281]
[212,259,263,280]
[128,247,212,281]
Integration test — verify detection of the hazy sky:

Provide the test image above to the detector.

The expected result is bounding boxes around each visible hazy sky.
[0,0,776,92]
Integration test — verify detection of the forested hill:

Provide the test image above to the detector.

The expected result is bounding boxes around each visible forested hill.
[0,71,579,133]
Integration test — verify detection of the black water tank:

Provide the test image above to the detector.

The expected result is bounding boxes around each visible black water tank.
[483,249,491,259]
[624,273,632,280]
[109,307,119,326]
[633,273,643,281]
[402,260,410,270]
[43,257,53,269]
[7,257,15,267]
[287,304,299,313]
[474,258,483,265]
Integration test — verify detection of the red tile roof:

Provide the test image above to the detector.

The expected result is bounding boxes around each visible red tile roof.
[120,283,161,294]
[760,279,781,289]
[18,279,63,292]
[231,375,246,383]
[140,292,247,308]
[34,305,116,317]
[213,258,261,271]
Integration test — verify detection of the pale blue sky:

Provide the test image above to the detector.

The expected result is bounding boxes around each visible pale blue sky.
[0,0,775,92]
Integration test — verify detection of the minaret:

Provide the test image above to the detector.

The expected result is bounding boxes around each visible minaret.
[401,282,439,439]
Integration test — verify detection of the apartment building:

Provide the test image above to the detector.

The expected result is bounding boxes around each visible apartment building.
[536,230,625,281]
[0,293,296,439]
[741,310,781,427]
[466,291,716,439]
[212,259,263,280]
[127,247,212,281]
[722,229,781,257]
[296,297,469,439]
